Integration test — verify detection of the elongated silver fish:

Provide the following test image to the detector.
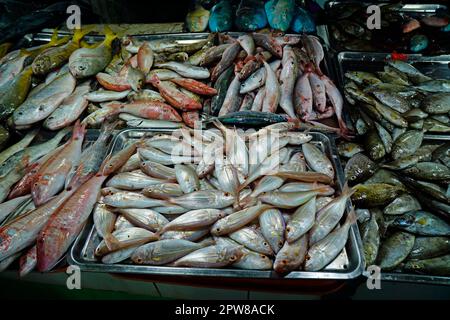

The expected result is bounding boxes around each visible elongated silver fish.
[285,197,316,243]
[159,209,225,233]
[229,227,273,256]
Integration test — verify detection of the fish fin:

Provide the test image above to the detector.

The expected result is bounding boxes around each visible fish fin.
[342,182,356,197]
[345,209,357,226]
[72,26,95,45]
[104,233,121,251]
[98,154,113,176]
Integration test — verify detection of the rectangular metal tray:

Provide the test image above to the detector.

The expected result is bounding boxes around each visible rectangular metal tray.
[68,128,363,280]
[333,51,450,136]
[321,2,449,53]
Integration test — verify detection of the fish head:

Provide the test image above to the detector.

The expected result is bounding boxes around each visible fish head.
[393,213,415,228]
[32,55,52,75]
[69,59,94,78]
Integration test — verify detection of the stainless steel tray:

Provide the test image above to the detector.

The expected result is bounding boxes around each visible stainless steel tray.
[322,2,449,53]
[68,128,363,280]
[333,51,450,136]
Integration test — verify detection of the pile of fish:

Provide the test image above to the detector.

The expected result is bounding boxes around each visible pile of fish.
[186,0,316,33]
[326,2,450,54]
[338,62,450,275]
[91,123,356,274]
[0,120,130,275]
[345,59,450,136]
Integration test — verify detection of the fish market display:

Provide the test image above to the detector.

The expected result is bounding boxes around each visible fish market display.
[86,124,356,275]
[0,120,119,276]
[185,0,316,33]
[326,2,450,54]
[339,60,450,276]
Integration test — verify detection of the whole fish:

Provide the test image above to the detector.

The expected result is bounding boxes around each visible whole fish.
[278,45,297,118]
[360,213,380,266]
[132,239,205,265]
[259,208,284,254]
[117,208,168,232]
[214,157,240,197]
[211,42,240,82]
[259,188,328,209]
[229,226,273,256]
[169,190,235,210]
[272,171,333,184]
[67,120,117,187]
[384,195,421,215]
[104,191,167,209]
[392,211,450,236]
[44,80,91,130]
[294,72,313,120]
[274,234,308,273]
[261,60,280,114]
[148,76,201,111]
[95,227,158,257]
[175,164,200,194]
[141,161,176,180]
[159,209,225,233]
[421,93,450,114]
[302,35,324,75]
[154,61,209,79]
[376,231,415,270]
[391,130,424,160]
[352,183,404,207]
[101,244,141,264]
[240,60,281,94]
[106,171,169,190]
[36,164,110,271]
[211,66,234,116]
[0,66,33,121]
[13,72,76,126]
[170,78,217,96]
[93,202,117,249]
[172,244,244,268]
[136,42,154,74]
[403,255,450,276]
[86,89,130,103]
[305,210,356,271]
[69,28,116,78]
[310,185,354,244]
[160,228,209,241]
[0,49,30,89]
[408,237,450,260]
[32,122,85,206]
[302,143,335,178]
[32,28,92,76]
[218,74,241,116]
[211,204,272,236]
[403,162,450,181]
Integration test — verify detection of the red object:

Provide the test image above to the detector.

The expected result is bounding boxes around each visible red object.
[390,52,408,61]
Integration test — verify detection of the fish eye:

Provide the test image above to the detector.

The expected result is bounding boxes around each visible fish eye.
[230,255,237,261]
[263,242,268,247]
[136,258,143,263]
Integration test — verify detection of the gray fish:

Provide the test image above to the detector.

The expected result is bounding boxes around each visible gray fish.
[403,254,450,276]
[383,195,421,215]
[421,93,450,114]
[131,239,206,265]
[302,143,334,178]
[171,244,244,268]
[387,60,431,84]
[392,211,450,236]
[159,209,225,233]
[415,80,450,93]
[377,231,415,270]
[285,197,316,243]
[117,208,169,232]
[374,122,392,154]
[403,162,450,181]
[408,237,450,260]
[259,208,285,254]
[360,213,380,266]
[391,130,424,160]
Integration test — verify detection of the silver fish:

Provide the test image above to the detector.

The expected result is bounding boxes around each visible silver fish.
[302,143,335,178]
[159,209,225,233]
[273,234,308,273]
[103,191,168,208]
[175,164,200,193]
[117,208,169,232]
[285,197,316,243]
[106,171,169,190]
[229,226,273,256]
[259,208,285,254]
[171,244,244,268]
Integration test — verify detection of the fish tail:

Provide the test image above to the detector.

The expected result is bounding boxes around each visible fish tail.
[104,233,121,251]
[71,120,86,141]
[98,154,112,176]
[103,25,117,47]
[345,209,357,226]
[72,26,94,45]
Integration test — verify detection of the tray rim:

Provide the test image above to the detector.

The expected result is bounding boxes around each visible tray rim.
[68,128,364,280]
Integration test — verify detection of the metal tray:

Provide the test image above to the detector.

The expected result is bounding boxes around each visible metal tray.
[333,51,450,136]
[68,128,363,280]
[321,2,449,53]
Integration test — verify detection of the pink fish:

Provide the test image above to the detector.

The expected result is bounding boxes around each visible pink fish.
[31,121,85,206]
